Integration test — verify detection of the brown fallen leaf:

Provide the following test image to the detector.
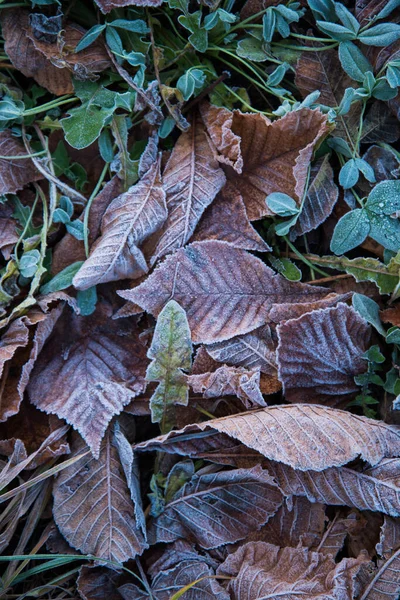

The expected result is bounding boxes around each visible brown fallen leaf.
[77,566,121,600]
[119,241,330,344]
[73,148,166,290]
[290,155,339,241]
[2,10,110,96]
[187,365,266,408]
[295,48,360,146]
[277,303,370,406]
[147,465,283,549]
[267,291,353,324]
[135,404,400,471]
[150,113,226,264]
[381,304,400,327]
[0,131,41,195]
[200,102,244,173]
[28,299,148,458]
[355,0,400,27]
[53,427,147,564]
[377,515,400,559]
[316,511,364,558]
[95,0,163,13]
[360,547,400,599]
[223,107,331,221]
[216,541,370,600]
[0,205,18,260]
[191,183,271,251]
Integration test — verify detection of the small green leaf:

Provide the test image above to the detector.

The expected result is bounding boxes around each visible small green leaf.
[266,192,299,216]
[108,19,149,33]
[338,42,372,82]
[76,286,97,316]
[366,179,400,215]
[263,8,276,42]
[316,20,357,41]
[19,249,40,278]
[339,158,359,189]
[75,24,106,52]
[98,129,114,163]
[353,293,386,335]
[330,209,370,254]
[327,136,352,158]
[386,326,400,344]
[237,37,269,62]
[176,68,206,101]
[40,261,84,295]
[66,220,84,240]
[354,157,375,183]
[146,300,192,433]
[358,23,400,46]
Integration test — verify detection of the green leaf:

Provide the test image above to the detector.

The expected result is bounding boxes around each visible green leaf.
[266,192,299,216]
[372,78,398,100]
[53,208,71,224]
[40,261,84,295]
[330,209,370,254]
[146,300,192,433]
[358,23,400,46]
[366,211,400,252]
[386,326,400,344]
[178,12,208,52]
[386,64,400,89]
[66,220,85,240]
[263,9,276,42]
[338,42,372,82]
[75,24,106,52]
[108,19,149,33]
[76,286,97,316]
[366,179,400,215]
[354,157,375,183]
[335,3,359,33]
[353,293,386,335]
[269,255,301,281]
[339,158,359,188]
[327,137,353,158]
[105,26,124,55]
[19,249,40,278]
[237,37,269,62]
[316,20,357,41]
[176,68,206,101]
[98,129,114,163]
[308,0,336,22]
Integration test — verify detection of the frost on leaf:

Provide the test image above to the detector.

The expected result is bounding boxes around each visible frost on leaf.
[119,241,330,344]
[150,113,226,264]
[277,303,371,406]
[200,102,244,173]
[28,299,148,458]
[146,300,192,433]
[53,427,147,564]
[0,131,41,194]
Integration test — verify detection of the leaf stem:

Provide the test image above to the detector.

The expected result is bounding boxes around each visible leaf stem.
[283,236,331,277]
[23,96,77,116]
[83,162,109,257]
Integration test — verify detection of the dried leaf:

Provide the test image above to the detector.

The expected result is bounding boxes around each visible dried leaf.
[268,292,352,324]
[277,304,371,405]
[224,108,330,221]
[146,300,192,432]
[191,183,271,252]
[77,566,121,600]
[53,428,147,564]
[377,516,400,559]
[362,102,400,144]
[135,404,400,471]
[0,205,18,260]
[355,0,400,27]
[200,102,244,173]
[95,0,163,13]
[290,156,339,241]
[73,154,166,290]
[360,547,400,599]
[28,300,147,458]
[0,131,41,194]
[150,113,226,264]
[147,465,283,549]
[187,365,266,408]
[316,512,363,558]
[119,241,330,344]
[382,304,400,327]
[217,541,369,600]
[206,326,277,375]
[2,10,110,96]
[295,49,360,145]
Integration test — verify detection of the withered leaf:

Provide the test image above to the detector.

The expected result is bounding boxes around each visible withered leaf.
[317,512,363,558]
[150,113,226,264]
[360,547,400,599]
[277,304,371,406]
[28,300,147,458]
[0,131,41,195]
[0,205,18,260]
[187,365,266,408]
[268,291,353,324]
[2,10,110,96]
[200,102,244,173]
[191,183,271,252]
[95,0,163,13]
[295,49,360,146]
[77,566,121,600]
[135,404,400,471]
[223,108,330,221]
[147,465,283,549]
[362,102,400,145]
[73,154,166,290]
[267,460,400,517]
[53,427,147,564]
[206,326,277,375]
[146,300,192,432]
[119,241,330,344]
[355,0,400,27]
[377,515,400,559]
[217,541,369,600]
[290,155,339,241]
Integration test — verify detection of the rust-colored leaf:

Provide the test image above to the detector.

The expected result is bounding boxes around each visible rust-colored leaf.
[77,566,121,600]
[53,428,147,564]
[135,404,400,471]
[223,108,330,221]
[119,241,330,344]
[0,205,18,260]
[200,102,244,173]
[0,131,41,195]
[360,547,400,599]
[28,299,147,458]
[191,183,271,252]
[150,113,226,264]
[73,151,166,290]
[277,304,371,406]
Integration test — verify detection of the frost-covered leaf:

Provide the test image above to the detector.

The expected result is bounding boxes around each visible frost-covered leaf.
[150,113,225,264]
[224,108,330,221]
[73,148,166,290]
[187,365,266,408]
[28,300,147,458]
[277,304,371,405]
[53,428,147,564]
[135,404,400,471]
[119,241,330,344]
[147,465,283,549]
[77,566,120,600]
[206,326,277,375]
[217,541,369,600]
[0,131,41,194]
[360,547,400,599]
[191,183,271,252]
[200,102,243,173]
[94,0,163,13]
[146,300,192,432]
[290,156,338,240]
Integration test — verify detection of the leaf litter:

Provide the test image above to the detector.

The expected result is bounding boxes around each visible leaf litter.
[1,1,400,598]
